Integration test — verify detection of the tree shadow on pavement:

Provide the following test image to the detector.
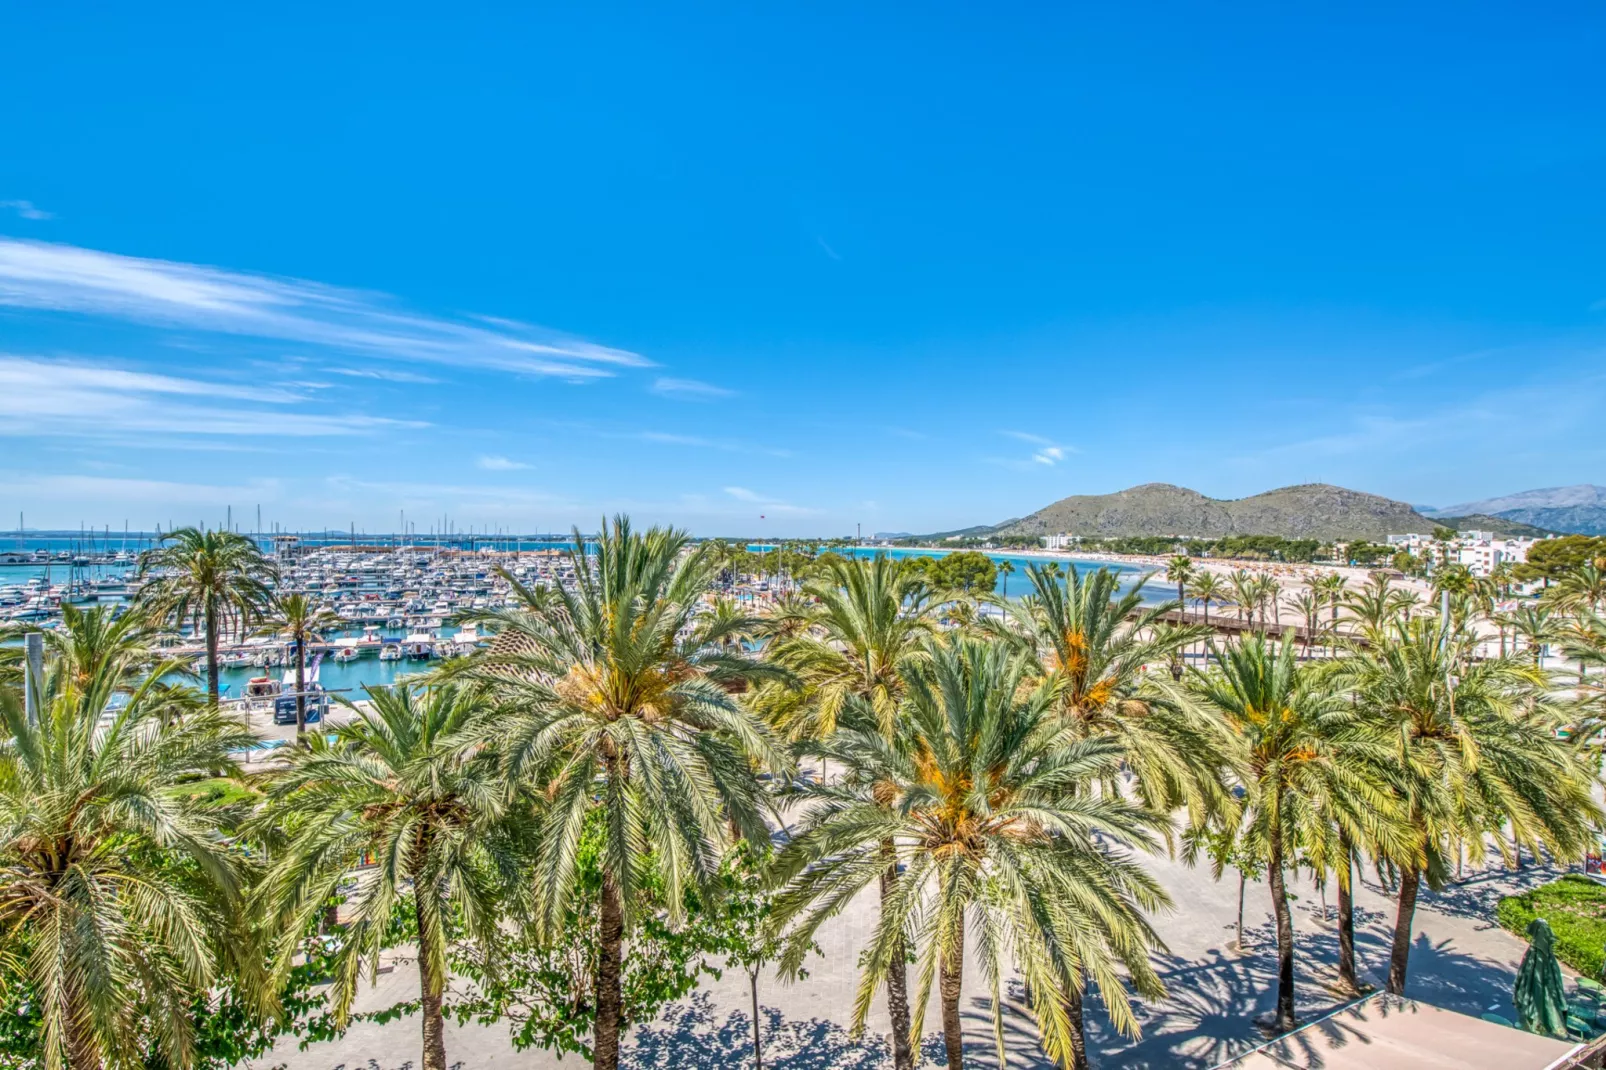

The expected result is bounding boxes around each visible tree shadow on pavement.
[626,990,914,1069]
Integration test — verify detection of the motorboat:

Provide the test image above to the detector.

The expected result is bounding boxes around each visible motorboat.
[379,642,402,661]
[273,656,330,725]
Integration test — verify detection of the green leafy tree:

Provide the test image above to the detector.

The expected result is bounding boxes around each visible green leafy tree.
[772,639,1170,1070]
[448,809,736,1060]
[466,517,789,1070]
[256,683,522,1070]
[138,528,278,707]
[1515,535,1606,586]
[934,550,997,594]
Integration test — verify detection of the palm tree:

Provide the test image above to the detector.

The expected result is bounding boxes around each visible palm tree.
[1286,589,1325,657]
[1509,604,1560,666]
[1228,569,1259,631]
[994,563,1223,827]
[997,558,1016,600]
[760,553,937,1070]
[1336,620,1601,995]
[257,683,519,1070]
[2,601,167,696]
[772,638,1170,1070]
[1340,574,1404,643]
[1554,562,1606,614]
[1312,572,1349,657]
[1166,555,1194,616]
[1187,571,1226,629]
[257,592,345,740]
[1192,634,1391,1032]
[1255,575,1282,630]
[0,638,257,1070]
[138,527,278,707]
[466,517,789,1070]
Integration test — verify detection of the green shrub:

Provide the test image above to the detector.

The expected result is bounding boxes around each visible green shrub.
[1497,874,1606,979]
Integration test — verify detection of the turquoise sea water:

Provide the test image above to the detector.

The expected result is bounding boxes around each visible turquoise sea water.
[829,546,1165,604]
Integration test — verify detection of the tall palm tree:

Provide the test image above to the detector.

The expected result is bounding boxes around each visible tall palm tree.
[257,592,345,740]
[466,517,789,1070]
[1254,575,1282,630]
[1228,570,1259,631]
[1286,589,1325,657]
[138,527,278,707]
[772,638,1170,1070]
[993,563,1223,827]
[1336,620,1601,995]
[1312,572,1349,657]
[1192,634,1392,1032]
[1165,556,1194,615]
[997,558,1016,600]
[759,553,937,1070]
[0,641,257,1070]
[1187,571,1226,629]
[257,683,519,1070]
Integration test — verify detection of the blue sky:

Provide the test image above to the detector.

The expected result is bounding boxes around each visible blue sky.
[2,3,1604,536]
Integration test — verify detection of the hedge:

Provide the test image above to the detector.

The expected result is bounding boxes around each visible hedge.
[1497,874,1606,979]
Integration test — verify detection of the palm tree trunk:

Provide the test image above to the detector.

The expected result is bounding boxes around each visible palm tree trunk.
[1065,977,1089,1070]
[940,942,965,1070]
[594,870,626,1070]
[205,594,221,707]
[1337,838,1358,994]
[295,632,307,742]
[1267,830,1297,1032]
[880,842,915,1070]
[1386,868,1420,996]
[415,888,448,1070]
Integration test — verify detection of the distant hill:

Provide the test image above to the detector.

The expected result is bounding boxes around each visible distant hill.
[1432,514,1556,538]
[1423,485,1606,535]
[990,483,1437,542]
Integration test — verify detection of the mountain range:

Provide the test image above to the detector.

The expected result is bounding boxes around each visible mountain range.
[1421,484,1606,536]
[987,483,1434,542]
[926,482,1577,543]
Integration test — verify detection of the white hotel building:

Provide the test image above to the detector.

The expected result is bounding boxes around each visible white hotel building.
[1385,530,1540,577]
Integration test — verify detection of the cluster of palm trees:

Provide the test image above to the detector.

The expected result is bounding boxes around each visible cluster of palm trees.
[2,521,1603,1070]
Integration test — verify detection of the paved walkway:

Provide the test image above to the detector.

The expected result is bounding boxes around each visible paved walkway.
[251,844,1563,1070]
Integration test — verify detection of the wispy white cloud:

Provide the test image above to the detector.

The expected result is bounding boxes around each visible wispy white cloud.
[0,354,420,437]
[996,430,1071,468]
[1,200,52,221]
[0,237,649,378]
[635,429,792,458]
[476,454,530,471]
[816,235,842,261]
[0,474,283,505]
[327,366,441,384]
[651,377,736,400]
[722,485,819,515]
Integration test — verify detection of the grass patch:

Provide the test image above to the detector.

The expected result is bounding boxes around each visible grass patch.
[1497,874,1606,979]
